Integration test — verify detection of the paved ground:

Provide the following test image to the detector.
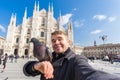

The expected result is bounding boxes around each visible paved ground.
[0,58,120,80]
[89,60,120,76]
[0,58,39,80]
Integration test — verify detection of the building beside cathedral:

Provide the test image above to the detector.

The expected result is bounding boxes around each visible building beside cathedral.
[0,36,5,55]
[83,43,120,59]
[4,2,74,57]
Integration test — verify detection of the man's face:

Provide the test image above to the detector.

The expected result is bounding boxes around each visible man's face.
[51,34,70,54]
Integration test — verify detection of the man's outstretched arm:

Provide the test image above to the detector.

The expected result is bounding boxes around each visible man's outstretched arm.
[23,61,54,79]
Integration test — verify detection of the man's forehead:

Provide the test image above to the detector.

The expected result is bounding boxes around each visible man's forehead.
[51,34,65,38]
[51,34,68,40]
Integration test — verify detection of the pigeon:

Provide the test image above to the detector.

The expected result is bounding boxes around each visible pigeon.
[30,38,52,62]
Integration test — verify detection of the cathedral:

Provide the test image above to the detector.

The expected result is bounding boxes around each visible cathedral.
[4,2,74,57]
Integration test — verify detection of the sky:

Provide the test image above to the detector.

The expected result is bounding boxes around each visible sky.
[0,0,120,47]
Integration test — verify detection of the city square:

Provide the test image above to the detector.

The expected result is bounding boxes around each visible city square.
[0,0,120,80]
[0,58,120,80]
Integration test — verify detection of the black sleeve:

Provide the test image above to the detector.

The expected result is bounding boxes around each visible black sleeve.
[74,55,120,80]
[23,61,41,77]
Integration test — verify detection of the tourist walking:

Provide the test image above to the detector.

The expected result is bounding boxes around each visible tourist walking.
[1,53,8,73]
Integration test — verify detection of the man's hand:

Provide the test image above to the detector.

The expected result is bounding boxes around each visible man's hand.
[34,61,54,79]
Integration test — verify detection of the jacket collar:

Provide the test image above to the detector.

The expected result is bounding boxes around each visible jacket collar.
[64,49,75,61]
[52,48,76,67]
[52,48,75,62]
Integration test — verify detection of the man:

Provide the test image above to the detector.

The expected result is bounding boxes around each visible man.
[23,30,120,80]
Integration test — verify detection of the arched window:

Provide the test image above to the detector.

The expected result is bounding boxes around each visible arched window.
[41,18,45,26]
[26,38,29,43]
[16,38,19,43]
[41,31,44,37]
[27,29,31,34]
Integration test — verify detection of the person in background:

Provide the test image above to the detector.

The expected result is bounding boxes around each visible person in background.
[1,53,8,72]
[23,30,120,80]
[14,54,18,63]
[0,55,2,65]
[9,54,14,63]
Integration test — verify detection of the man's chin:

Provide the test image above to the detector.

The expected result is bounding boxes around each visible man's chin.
[55,50,63,54]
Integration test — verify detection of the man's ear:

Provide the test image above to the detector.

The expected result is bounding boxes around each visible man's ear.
[68,39,71,45]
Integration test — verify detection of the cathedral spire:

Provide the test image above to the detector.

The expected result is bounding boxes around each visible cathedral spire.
[57,11,62,30]
[34,1,37,11]
[14,13,16,25]
[22,7,27,24]
[51,3,54,16]
[67,21,74,49]
[51,3,53,12]
[24,7,27,19]
[48,2,51,12]
[9,13,16,26]
[94,40,97,46]
[37,1,39,11]
[58,11,62,25]
[68,21,73,30]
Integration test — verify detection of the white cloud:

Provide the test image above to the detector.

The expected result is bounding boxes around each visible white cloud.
[73,20,84,27]
[91,30,102,34]
[93,14,117,23]
[108,16,116,22]
[93,15,107,21]
[0,25,6,32]
[61,13,73,26]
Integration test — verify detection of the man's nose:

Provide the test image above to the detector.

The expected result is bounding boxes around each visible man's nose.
[55,40,59,44]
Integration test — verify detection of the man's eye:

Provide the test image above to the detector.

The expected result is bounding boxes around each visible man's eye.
[58,38,62,41]
[52,40,56,43]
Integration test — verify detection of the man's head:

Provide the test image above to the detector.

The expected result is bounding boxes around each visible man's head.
[51,31,70,54]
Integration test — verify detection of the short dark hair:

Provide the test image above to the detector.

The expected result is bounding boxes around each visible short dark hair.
[51,30,67,36]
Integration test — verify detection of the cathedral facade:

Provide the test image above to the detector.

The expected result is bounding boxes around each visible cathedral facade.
[4,2,74,57]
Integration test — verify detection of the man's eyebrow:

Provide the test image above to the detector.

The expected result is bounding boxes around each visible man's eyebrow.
[51,39,54,41]
[51,37,62,41]
[51,39,55,42]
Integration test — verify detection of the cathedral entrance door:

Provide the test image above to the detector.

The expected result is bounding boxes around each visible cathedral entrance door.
[24,49,28,58]
[14,49,18,55]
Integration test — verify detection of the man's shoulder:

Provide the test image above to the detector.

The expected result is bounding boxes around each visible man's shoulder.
[73,54,88,63]
[74,54,87,59]
[67,49,88,62]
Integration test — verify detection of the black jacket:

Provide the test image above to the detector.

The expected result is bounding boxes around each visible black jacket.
[23,48,120,80]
